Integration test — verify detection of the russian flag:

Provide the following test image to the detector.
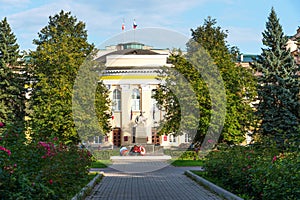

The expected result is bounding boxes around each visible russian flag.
[133,20,137,29]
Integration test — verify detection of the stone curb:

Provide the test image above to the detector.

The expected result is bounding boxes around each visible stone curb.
[185,170,244,200]
[71,172,104,200]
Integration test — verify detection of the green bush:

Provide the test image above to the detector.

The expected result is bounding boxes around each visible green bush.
[203,144,300,199]
[164,149,200,160]
[92,149,120,160]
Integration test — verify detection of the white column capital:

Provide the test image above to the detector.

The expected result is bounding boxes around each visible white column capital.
[120,84,130,91]
[141,84,151,91]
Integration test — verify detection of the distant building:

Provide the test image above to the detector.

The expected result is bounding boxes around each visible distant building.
[95,42,192,148]
[235,53,258,68]
[287,27,300,64]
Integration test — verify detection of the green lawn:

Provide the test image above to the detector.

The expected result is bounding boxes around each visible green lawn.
[171,159,204,167]
[191,170,222,185]
[191,170,250,199]
[90,160,111,168]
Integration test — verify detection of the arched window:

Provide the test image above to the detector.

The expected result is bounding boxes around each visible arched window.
[131,88,140,111]
[112,89,121,111]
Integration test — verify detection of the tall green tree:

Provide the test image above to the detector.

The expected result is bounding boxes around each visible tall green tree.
[29,11,95,143]
[0,17,26,129]
[72,51,112,143]
[153,51,207,142]
[252,8,300,147]
[190,17,257,144]
[154,18,256,145]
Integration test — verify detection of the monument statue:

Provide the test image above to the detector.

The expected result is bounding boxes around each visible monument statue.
[134,111,147,143]
[135,111,147,126]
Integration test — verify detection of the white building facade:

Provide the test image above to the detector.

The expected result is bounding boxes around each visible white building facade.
[96,43,191,148]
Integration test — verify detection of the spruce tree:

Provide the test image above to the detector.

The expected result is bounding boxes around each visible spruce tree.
[252,8,300,147]
[0,17,26,128]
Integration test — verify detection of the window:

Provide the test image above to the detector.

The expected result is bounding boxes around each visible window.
[169,135,176,143]
[94,136,101,144]
[112,89,121,111]
[131,88,140,111]
[184,133,191,143]
[151,89,157,120]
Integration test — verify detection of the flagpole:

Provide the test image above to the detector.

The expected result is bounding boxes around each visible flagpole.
[122,18,125,44]
[133,19,137,42]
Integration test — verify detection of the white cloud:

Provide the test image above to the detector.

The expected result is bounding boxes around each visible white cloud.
[0,0,30,5]
[226,26,263,53]
[0,0,284,52]
[226,26,262,43]
[0,0,31,12]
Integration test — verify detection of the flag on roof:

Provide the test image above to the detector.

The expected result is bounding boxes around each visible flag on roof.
[122,23,125,31]
[133,19,137,29]
[111,111,115,120]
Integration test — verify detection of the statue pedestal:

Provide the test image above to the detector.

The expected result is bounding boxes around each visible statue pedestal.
[135,125,147,143]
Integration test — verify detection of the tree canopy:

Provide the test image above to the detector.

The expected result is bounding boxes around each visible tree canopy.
[191,17,257,144]
[154,17,256,145]
[29,10,111,143]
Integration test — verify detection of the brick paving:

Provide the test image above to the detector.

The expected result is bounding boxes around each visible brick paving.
[86,160,223,200]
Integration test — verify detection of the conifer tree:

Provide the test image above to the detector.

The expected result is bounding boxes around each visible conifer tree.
[252,8,300,147]
[0,17,26,129]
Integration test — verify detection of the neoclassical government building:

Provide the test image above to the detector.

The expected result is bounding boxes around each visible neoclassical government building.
[95,42,191,148]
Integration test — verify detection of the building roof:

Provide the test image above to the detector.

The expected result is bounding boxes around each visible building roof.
[236,54,258,63]
[289,27,300,40]
[96,49,162,63]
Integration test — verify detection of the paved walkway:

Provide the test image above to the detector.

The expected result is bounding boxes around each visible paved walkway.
[86,160,223,200]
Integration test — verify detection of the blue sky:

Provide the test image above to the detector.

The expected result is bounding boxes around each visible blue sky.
[0,0,298,54]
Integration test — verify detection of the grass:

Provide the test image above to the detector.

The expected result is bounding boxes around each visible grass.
[90,160,111,168]
[171,159,204,167]
[191,170,250,199]
[191,170,224,186]
[87,172,99,180]
[71,172,99,199]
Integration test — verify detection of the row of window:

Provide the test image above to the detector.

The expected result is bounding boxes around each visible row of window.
[112,88,155,112]
[169,134,191,143]
[88,134,191,144]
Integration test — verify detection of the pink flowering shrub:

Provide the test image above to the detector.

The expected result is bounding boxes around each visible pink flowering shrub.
[202,143,300,199]
[0,124,93,199]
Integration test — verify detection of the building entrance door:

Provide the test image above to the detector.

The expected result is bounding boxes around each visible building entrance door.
[113,128,121,147]
[152,127,160,145]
